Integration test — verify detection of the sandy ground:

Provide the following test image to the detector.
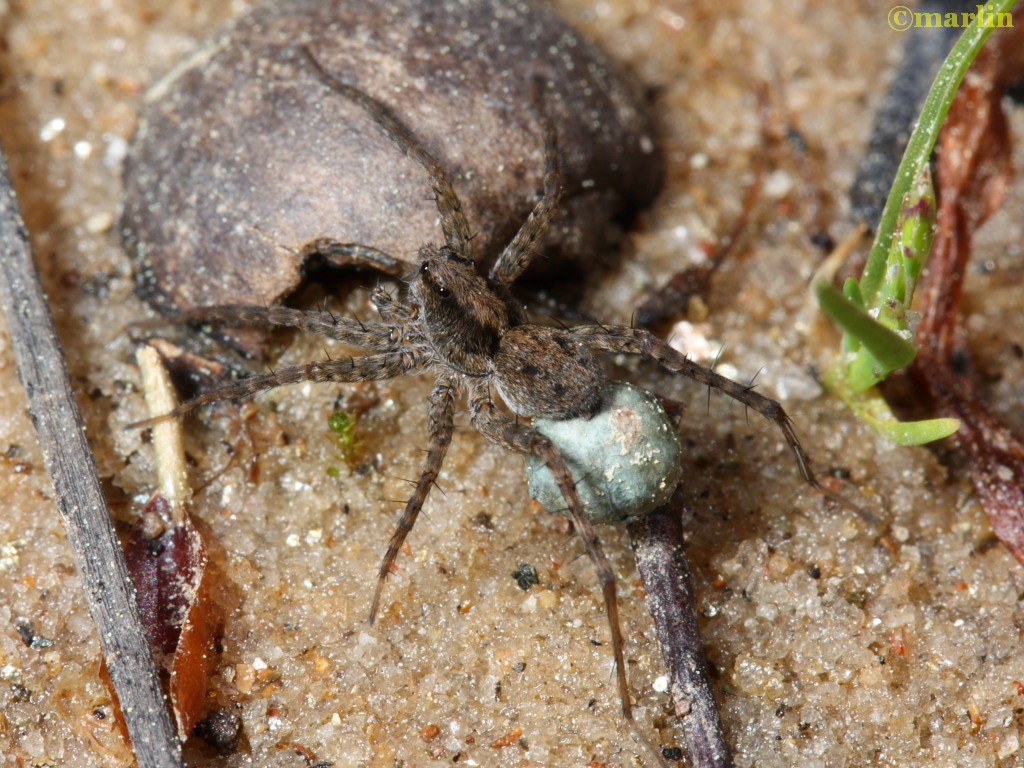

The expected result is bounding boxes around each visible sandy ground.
[1,1,1024,767]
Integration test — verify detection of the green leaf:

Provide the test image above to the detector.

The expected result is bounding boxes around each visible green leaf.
[328,410,357,442]
[327,409,361,467]
[824,365,960,446]
[842,277,865,307]
[895,168,936,296]
[841,278,866,353]
[815,281,917,389]
[852,402,960,446]
[858,4,1012,305]
[875,167,937,331]
[812,1,1010,445]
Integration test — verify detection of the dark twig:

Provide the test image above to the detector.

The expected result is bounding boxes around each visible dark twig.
[0,147,183,767]
[848,0,965,228]
[629,496,733,768]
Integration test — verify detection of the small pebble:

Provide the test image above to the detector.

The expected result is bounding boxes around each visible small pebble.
[84,211,113,233]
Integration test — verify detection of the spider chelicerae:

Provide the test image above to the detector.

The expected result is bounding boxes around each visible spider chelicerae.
[134,47,824,735]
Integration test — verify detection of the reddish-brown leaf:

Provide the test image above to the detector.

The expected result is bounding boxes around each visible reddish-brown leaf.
[106,494,217,740]
[910,13,1024,562]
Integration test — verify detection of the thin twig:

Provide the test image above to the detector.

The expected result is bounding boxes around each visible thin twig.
[629,498,733,768]
[0,146,183,767]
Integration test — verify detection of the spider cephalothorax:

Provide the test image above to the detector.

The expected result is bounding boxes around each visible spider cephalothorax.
[135,47,823,744]
[412,246,523,376]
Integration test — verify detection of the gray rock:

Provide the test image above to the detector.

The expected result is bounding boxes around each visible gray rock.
[122,0,662,354]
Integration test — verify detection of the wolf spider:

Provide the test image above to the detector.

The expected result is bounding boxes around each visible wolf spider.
[134,47,825,744]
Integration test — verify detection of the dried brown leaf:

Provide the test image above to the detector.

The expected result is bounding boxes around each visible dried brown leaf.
[106,495,218,740]
[167,528,215,738]
[911,13,1024,562]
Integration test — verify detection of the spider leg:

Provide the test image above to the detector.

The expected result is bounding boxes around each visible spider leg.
[571,324,819,487]
[370,285,418,326]
[301,238,408,278]
[129,351,424,428]
[302,47,473,258]
[489,95,562,286]
[369,374,458,622]
[466,379,635,722]
[368,285,424,350]
[139,304,396,350]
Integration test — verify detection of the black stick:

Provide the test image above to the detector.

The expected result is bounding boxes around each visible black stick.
[629,500,733,768]
[0,146,183,767]
[848,0,965,228]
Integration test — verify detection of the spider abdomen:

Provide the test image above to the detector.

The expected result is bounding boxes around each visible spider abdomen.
[492,325,604,420]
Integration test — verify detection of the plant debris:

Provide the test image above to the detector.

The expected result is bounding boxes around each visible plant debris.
[0,146,182,767]
[909,13,1024,560]
[630,496,733,768]
[105,346,221,741]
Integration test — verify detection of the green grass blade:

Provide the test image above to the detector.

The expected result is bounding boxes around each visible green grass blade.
[815,281,917,387]
[858,2,1013,304]
[822,364,960,446]
[841,387,960,446]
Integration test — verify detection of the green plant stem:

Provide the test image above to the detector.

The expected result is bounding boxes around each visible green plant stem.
[859,0,1014,304]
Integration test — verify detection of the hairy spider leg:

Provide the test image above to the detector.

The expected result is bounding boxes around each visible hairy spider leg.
[370,285,418,325]
[128,351,425,428]
[489,80,562,286]
[570,324,819,486]
[302,46,474,259]
[368,374,458,622]
[467,379,635,722]
[369,285,422,351]
[136,304,396,350]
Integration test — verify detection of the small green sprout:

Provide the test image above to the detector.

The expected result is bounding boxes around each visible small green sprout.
[817,168,933,381]
[326,409,361,474]
[816,173,957,446]
[815,0,1015,445]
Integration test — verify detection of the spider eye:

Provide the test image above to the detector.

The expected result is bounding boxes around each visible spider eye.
[419,261,450,297]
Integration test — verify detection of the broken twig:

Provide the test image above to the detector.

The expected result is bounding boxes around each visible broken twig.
[0,146,183,768]
[630,498,733,768]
